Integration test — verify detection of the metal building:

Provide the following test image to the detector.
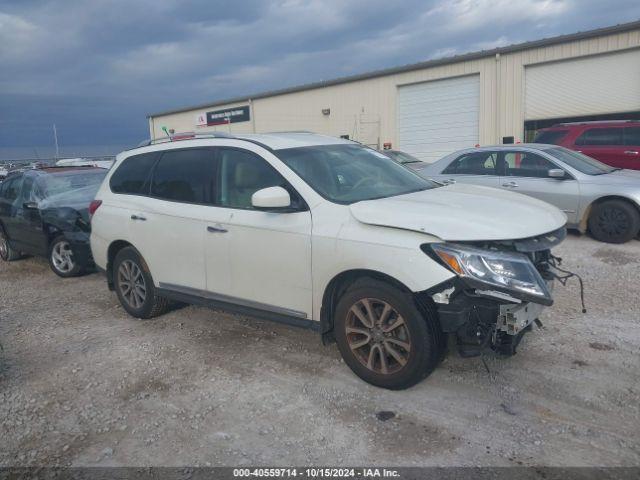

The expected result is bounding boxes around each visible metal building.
[148,20,640,162]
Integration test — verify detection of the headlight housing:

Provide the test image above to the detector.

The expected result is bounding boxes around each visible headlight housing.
[425,243,552,305]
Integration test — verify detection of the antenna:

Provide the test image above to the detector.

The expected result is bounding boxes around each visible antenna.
[161,126,171,140]
[53,124,60,159]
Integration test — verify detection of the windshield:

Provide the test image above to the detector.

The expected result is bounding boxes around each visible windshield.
[277,144,437,204]
[37,169,107,199]
[385,150,422,164]
[548,147,616,175]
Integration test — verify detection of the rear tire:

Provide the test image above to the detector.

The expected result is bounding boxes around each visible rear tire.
[0,227,21,262]
[334,278,442,390]
[49,235,83,277]
[588,200,640,244]
[113,247,169,319]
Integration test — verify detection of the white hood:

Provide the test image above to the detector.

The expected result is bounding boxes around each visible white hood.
[350,183,567,241]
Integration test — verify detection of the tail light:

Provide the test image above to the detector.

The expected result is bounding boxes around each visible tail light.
[89,200,102,218]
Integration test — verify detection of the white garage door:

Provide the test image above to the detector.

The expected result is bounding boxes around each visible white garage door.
[525,49,640,120]
[398,75,479,163]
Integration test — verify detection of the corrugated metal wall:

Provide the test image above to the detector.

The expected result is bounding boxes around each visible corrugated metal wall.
[150,28,640,156]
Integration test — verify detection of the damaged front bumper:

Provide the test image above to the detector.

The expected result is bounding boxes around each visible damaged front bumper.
[428,282,551,357]
[422,228,565,357]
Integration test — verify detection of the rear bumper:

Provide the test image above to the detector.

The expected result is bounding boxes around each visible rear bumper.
[65,232,93,268]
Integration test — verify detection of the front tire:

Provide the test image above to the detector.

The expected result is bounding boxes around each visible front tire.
[49,235,83,277]
[0,228,21,262]
[113,247,169,319]
[334,278,442,390]
[588,200,640,244]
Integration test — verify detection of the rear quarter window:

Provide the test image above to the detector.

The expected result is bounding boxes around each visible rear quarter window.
[110,152,158,195]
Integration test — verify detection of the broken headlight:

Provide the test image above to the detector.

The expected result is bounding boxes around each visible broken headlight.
[425,243,552,306]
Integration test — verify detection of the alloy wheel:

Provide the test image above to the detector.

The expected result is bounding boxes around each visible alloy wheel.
[51,240,75,273]
[0,234,8,259]
[345,298,411,375]
[597,207,629,236]
[117,259,147,309]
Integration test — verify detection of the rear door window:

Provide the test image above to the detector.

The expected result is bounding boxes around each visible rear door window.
[504,152,556,178]
[443,152,497,175]
[150,148,217,204]
[623,127,640,146]
[110,152,158,195]
[21,176,43,203]
[575,128,624,146]
[533,130,568,145]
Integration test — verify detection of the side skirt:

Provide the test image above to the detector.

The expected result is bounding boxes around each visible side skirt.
[156,285,321,333]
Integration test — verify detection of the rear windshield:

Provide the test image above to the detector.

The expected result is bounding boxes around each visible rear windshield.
[533,130,568,145]
[37,169,107,197]
[548,147,616,175]
[386,150,422,164]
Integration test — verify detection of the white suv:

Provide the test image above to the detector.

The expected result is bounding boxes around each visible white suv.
[90,132,567,389]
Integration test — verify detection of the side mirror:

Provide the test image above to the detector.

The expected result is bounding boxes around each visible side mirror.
[548,169,566,179]
[23,201,38,210]
[251,186,291,210]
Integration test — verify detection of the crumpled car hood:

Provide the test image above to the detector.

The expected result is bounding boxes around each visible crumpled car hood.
[349,183,567,241]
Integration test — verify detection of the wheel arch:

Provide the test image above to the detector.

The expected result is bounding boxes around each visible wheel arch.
[106,239,135,290]
[319,269,413,345]
[580,195,640,232]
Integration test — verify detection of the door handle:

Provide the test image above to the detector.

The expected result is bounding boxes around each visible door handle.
[130,214,147,221]
[502,181,518,188]
[207,225,228,233]
[624,150,639,155]
[442,179,456,185]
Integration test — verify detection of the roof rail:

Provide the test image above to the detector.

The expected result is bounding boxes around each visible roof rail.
[556,120,639,126]
[136,131,237,148]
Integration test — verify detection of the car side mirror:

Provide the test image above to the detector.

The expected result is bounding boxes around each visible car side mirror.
[251,186,291,210]
[23,201,38,210]
[548,169,566,179]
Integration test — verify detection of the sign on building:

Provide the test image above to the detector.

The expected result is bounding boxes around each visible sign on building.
[205,106,250,126]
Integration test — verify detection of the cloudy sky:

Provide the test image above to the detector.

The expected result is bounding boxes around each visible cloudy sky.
[1,0,639,158]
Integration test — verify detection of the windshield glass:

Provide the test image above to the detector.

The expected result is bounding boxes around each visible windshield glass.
[548,147,616,175]
[386,150,422,164]
[277,144,437,204]
[37,169,107,199]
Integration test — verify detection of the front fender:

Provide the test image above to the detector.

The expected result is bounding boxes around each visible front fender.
[311,220,454,322]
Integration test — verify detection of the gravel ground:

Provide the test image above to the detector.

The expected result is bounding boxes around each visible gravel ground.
[1,233,639,467]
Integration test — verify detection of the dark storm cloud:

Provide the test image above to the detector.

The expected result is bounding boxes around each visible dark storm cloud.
[1,0,639,154]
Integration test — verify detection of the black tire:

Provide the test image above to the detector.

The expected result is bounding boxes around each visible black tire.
[334,278,442,390]
[113,246,169,319]
[588,200,640,244]
[48,235,83,277]
[0,226,21,262]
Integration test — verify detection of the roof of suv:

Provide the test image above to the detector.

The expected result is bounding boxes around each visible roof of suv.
[544,120,640,129]
[135,132,355,153]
